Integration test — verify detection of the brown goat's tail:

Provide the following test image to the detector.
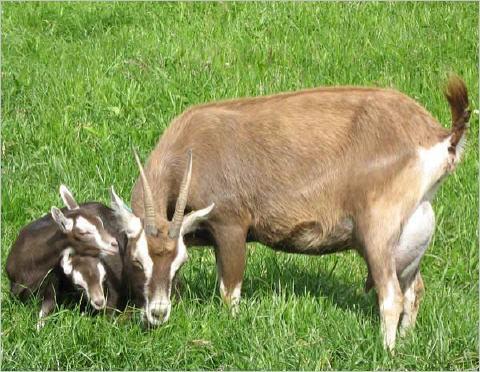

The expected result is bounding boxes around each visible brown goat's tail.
[444,75,470,156]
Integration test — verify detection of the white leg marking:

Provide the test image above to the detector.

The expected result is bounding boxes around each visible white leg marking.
[36,310,46,331]
[380,281,400,352]
[219,280,242,315]
[381,281,395,312]
[399,282,416,337]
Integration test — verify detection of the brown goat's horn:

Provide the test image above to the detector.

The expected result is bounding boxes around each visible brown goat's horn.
[168,150,193,239]
[133,149,158,236]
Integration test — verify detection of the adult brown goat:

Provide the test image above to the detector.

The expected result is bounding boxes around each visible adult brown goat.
[128,76,469,351]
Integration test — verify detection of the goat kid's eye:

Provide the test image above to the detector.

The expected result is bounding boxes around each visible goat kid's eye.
[133,260,143,270]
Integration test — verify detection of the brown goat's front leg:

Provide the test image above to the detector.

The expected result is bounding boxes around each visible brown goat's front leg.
[212,224,247,310]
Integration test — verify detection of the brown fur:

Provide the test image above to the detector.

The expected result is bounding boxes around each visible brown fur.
[131,77,469,347]
[444,75,470,152]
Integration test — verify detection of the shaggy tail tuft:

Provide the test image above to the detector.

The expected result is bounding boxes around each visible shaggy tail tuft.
[444,75,470,155]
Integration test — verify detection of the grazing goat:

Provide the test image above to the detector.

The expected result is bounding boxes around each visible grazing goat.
[128,76,469,350]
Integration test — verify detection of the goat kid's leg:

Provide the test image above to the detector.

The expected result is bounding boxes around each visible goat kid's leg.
[36,280,58,331]
[213,224,247,312]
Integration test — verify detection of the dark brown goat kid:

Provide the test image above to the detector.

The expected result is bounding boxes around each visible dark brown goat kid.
[126,76,469,351]
[6,186,144,328]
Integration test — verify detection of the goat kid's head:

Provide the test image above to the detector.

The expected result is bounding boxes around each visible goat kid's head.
[51,185,119,256]
[110,150,214,326]
[60,248,107,310]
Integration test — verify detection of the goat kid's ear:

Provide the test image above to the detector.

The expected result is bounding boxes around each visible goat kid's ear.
[51,207,74,233]
[110,186,130,214]
[110,186,141,237]
[59,185,79,210]
[95,216,105,229]
[180,203,215,236]
[59,248,74,276]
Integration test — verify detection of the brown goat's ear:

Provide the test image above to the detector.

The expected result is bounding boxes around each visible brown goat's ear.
[51,207,73,233]
[60,185,79,210]
[180,203,215,236]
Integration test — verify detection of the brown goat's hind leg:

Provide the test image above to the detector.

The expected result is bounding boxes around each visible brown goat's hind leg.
[399,271,425,337]
[358,221,404,352]
[212,224,247,311]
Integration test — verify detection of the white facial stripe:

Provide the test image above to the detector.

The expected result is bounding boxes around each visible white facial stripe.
[76,216,113,251]
[97,262,106,283]
[72,269,90,297]
[60,248,74,275]
[76,216,97,233]
[132,230,153,303]
[170,236,188,281]
[64,218,74,232]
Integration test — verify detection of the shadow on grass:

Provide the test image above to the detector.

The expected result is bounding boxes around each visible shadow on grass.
[182,251,378,322]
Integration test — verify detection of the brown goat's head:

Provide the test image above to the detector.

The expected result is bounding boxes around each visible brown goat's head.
[110,151,214,326]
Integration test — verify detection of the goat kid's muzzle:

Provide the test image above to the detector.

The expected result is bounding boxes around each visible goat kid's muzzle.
[100,239,119,256]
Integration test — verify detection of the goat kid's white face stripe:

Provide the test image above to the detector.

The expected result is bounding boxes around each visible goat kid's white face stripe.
[60,248,74,275]
[97,262,106,283]
[75,216,110,249]
[72,269,89,296]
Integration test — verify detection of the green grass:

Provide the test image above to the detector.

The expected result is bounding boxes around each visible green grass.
[1,2,478,370]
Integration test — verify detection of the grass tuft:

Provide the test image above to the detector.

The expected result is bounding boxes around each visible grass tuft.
[2,2,478,370]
